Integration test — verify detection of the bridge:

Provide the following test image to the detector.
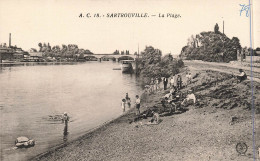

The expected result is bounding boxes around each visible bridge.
[84,54,137,61]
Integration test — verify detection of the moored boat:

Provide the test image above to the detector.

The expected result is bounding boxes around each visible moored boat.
[1,60,15,63]
[121,60,135,73]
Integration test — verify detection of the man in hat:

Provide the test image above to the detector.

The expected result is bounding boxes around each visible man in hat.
[163,77,168,90]
[237,69,247,83]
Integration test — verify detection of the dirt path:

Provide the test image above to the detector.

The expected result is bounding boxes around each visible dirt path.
[184,60,260,82]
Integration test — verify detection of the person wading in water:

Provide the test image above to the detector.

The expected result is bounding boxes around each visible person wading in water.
[62,112,70,135]
[125,93,131,108]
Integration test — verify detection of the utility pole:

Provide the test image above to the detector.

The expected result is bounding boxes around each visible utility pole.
[222,18,224,34]
[138,43,139,58]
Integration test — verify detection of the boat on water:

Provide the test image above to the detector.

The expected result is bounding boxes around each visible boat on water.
[1,60,15,63]
[121,60,135,73]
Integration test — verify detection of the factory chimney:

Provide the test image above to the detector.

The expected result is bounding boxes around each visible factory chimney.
[9,33,11,47]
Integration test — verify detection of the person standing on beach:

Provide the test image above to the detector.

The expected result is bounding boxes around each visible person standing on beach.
[62,112,70,135]
[186,72,192,86]
[177,75,182,89]
[121,99,126,112]
[135,95,141,115]
[170,76,175,88]
[163,77,168,90]
[150,78,155,93]
[125,93,131,108]
[155,78,159,91]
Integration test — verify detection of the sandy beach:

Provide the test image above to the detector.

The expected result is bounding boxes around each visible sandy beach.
[31,62,259,161]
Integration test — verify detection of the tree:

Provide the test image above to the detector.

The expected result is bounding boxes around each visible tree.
[38,43,42,52]
[113,50,119,55]
[180,31,241,62]
[136,46,183,81]
[214,23,219,34]
[79,53,84,59]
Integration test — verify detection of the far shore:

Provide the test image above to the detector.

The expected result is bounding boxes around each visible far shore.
[0,61,88,65]
[31,62,259,161]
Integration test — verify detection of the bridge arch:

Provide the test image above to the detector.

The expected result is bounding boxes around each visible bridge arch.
[100,55,116,61]
[84,55,98,61]
[118,56,134,61]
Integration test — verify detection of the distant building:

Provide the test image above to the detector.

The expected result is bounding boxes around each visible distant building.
[0,34,28,62]
[23,52,43,62]
[0,47,15,62]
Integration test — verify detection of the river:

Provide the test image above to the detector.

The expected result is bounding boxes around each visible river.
[0,61,143,161]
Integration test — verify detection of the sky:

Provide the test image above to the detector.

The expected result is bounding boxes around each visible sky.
[0,0,259,55]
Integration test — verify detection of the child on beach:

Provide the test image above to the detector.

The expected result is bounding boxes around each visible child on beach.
[121,99,126,112]
[125,93,131,108]
[186,72,192,86]
[170,75,175,88]
[135,95,141,115]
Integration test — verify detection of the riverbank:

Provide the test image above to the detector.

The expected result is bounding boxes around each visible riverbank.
[32,64,259,161]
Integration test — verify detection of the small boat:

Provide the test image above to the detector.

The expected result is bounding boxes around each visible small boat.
[1,60,15,63]
[121,60,135,73]
[113,68,121,70]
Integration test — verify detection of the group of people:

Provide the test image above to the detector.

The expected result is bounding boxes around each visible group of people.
[144,77,160,93]
[163,87,196,112]
[163,74,188,91]
[121,93,141,115]
[160,71,197,114]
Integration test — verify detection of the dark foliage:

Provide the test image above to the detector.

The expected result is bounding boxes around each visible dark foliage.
[180,31,241,62]
[136,46,184,83]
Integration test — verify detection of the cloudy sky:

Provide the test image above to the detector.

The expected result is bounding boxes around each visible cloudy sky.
[0,0,259,55]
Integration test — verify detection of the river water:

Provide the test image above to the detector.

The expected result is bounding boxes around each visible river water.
[0,61,143,161]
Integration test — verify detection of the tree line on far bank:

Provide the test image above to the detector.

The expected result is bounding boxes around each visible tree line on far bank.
[113,50,130,55]
[34,43,93,59]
